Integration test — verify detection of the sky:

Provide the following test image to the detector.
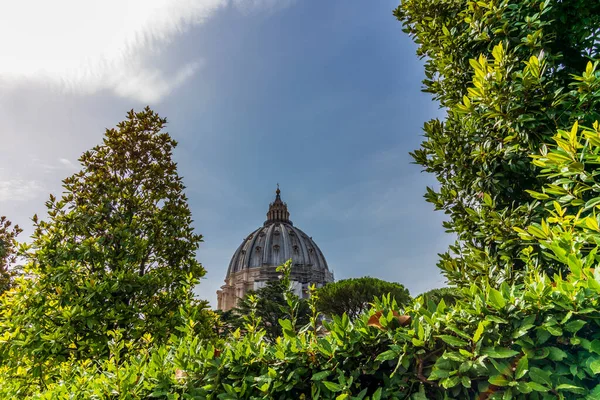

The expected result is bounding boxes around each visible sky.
[0,0,452,307]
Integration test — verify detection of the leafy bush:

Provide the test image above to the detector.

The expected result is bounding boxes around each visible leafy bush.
[6,254,600,398]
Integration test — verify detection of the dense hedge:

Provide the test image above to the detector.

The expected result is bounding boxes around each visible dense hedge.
[4,263,600,398]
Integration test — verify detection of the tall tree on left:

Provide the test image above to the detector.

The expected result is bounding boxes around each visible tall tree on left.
[0,107,206,366]
[0,216,22,294]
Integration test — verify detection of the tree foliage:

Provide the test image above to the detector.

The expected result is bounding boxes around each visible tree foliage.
[0,108,207,371]
[0,216,21,294]
[223,280,310,341]
[396,0,600,286]
[419,287,461,307]
[317,276,411,320]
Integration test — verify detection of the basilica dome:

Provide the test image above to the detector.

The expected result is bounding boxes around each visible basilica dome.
[217,187,333,311]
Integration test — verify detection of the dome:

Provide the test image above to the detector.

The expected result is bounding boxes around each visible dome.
[226,222,330,280]
[217,187,334,311]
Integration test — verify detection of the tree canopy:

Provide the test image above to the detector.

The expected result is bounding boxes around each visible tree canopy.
[419,287,461,307]
[316,276,411,320]
[0,108,207,368]
[398,0,600,286]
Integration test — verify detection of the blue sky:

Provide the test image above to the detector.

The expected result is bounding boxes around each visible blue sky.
[0,0,450,306]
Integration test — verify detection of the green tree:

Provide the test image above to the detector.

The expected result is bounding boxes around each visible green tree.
[419,287,461,307]
[226,280,310,341]
[0,107,207,368]
[395,0,600,286]
[0,216,21,294]
[316,277,411,320]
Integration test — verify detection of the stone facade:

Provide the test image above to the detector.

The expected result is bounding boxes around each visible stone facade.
[217,187,333,311]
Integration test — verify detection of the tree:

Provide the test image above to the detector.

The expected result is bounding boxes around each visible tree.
[395,0,600,286]
[418,287,460,307]
[0,216,21,294]
[0,107,207,367]
[225,280,310,341]
[316,277,411,320]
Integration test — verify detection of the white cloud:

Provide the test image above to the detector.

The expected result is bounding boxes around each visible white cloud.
[58,158,78,170]
[0,180,44,203]
[0,0,287,102]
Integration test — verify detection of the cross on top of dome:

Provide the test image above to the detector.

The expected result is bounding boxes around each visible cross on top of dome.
[265,185,292,226]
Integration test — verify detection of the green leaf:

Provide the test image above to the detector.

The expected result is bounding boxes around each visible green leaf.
[483,193,493,207]
[516,382,532,394]
[488,288,506,309]
[527,382,549,392]
[311,371,330,381]
[529,367,552,386]
[436,335,469,347]
[584,197,600,210]
[355,389,368,400]
[323,381,342,392]
[525,190,550,200]
[461,376,471,388]
[547,347,567,361]
[258,382,270,392]
[489,375,509,386]
[482,347,519,358]
[473,321,485,343]
[545,325,563,336]
[372,387,382,400]
[590,359,600,374]
[564,320,586,333]
[515,355,528,379]
[375,350,398,362]
[279,318,293,331]
[441,376,461,389]
[556,384,585,394]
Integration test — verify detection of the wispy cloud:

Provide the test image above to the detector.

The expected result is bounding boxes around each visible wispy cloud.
[0,179,44,203]
[58,158,78,170]
[0,0,289,102]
